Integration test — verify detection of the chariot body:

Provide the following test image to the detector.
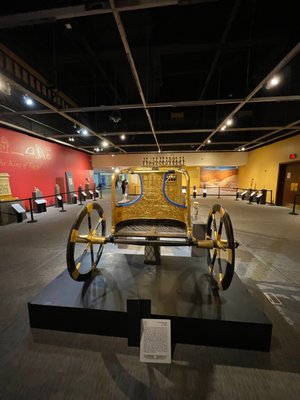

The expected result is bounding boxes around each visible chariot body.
[66,166,238,290]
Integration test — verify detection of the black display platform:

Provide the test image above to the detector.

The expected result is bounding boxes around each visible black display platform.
[28,253,272,351]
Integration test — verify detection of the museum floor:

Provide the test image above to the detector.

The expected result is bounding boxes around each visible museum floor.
[0,191,299,400]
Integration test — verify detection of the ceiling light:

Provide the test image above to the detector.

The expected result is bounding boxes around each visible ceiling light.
[94,147,100,152]
[65,23,72,30]
[68,137,75,142]
[241,147,245,151]
[226,118,233,126]
[102,140,109,148]
[207,139,211,143]
[266,75,280,89]
[121,134,126,140]
[115,168,120,173]
[158,149,161,153]
[220,125,226,131]
[81,128,88,135]
[112,167,115,170]
[23,94,34,106]
[109,111,121,124]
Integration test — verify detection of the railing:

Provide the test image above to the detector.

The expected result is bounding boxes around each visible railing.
[191,186,238,198]
[0,186,103,224]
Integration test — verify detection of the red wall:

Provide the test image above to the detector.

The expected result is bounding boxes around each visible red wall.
[0,127,93,205]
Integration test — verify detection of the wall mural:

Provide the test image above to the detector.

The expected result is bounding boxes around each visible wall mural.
[0,127,93,203]
[200,166,238,194]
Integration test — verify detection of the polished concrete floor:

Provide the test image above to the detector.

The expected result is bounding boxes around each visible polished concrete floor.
[0,191,300,399]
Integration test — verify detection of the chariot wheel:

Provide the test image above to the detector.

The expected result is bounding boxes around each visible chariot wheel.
[67,202,106,281]
[206,204,235,290]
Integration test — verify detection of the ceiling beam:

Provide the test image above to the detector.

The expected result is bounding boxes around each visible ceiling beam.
[1,75,126,153]
[1,95,300,116]
[196,41,300,151]
[237,119,300,151]
[109,0,160,152]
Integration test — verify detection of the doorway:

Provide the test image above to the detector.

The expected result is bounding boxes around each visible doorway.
[276,161,300,209]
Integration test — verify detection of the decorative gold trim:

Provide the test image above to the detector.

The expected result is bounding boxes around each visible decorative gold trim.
[70,229,78,243]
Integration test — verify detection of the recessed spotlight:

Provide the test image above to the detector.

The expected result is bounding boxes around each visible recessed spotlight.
[121,134,126,140]
[23,94,34,106]
[115,168,120,173]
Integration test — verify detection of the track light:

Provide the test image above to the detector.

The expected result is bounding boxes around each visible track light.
[23,94,34,106]
[266,75,280,89]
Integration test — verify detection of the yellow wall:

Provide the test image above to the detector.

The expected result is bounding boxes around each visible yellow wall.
[238,134,300,202]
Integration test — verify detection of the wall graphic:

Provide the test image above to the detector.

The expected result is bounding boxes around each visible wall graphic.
[200,166,238,189]
[0,127,93,204]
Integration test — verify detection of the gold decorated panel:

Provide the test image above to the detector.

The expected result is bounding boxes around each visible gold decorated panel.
[114,173,188,226]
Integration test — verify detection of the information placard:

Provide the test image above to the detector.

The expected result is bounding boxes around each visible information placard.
[140,319,171,364]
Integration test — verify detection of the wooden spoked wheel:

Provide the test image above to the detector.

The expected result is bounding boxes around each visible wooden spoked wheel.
[206,204,235,290]
[67,202,106,281]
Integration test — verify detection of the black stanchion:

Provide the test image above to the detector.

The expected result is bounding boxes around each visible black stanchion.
[57,195,66,212]
[217,186,221,199]
[27,198,37,223]
[289,194,299,215]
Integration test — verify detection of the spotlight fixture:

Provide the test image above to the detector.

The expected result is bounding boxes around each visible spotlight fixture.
[115,168,120,173]
[81,128,88,135]
[109,111,121,124]
[112,167,115,170]
[266,75,280,89]
[23,94,34,106]
[94,147,100,152]
[220,125,226,132]
[102,140,109,148]
[207,139,211,143]
[68,137,75,142]
[120,134,126,140]
[158,149,161,153]
[226,118,233,126]
[241,147,245,151]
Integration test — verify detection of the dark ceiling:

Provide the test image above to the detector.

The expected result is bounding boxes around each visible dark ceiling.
[0,0,299,154]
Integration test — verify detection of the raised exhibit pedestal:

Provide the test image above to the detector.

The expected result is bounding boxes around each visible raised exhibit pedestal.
[28,253,272,351]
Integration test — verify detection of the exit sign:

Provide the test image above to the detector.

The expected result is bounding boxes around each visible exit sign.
[289,153,297,159]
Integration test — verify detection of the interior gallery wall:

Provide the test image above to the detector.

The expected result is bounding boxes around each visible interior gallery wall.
[0,127,93,201]
[238,134,300,202]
